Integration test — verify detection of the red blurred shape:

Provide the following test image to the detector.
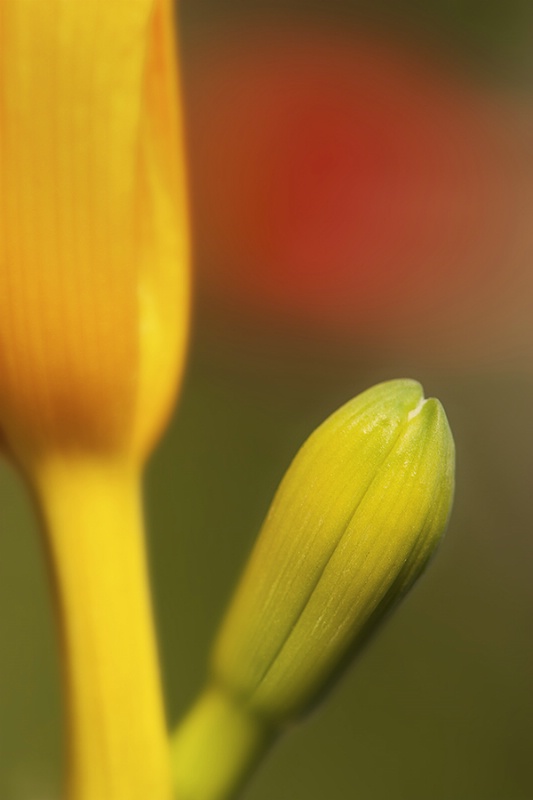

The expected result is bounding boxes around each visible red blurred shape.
[185,23,533,362]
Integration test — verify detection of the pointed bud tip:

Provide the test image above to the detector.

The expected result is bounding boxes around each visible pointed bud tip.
[406,394,455,466]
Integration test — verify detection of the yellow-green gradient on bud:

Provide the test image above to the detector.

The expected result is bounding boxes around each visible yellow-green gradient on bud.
[213,379,455,722]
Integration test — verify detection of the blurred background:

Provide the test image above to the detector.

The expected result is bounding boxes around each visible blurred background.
[1,1,533,798]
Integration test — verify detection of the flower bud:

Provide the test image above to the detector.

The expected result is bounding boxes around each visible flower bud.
[212,379,455,723]
[0,5,188,799]
[0,0,189,469]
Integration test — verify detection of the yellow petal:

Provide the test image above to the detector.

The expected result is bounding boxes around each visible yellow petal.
[0,0,189,464]
[132,0,190,458]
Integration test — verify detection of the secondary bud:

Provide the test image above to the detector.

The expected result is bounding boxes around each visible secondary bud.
[212,379,455,723]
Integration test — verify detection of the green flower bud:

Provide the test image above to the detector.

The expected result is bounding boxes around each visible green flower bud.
[212,379,455,723]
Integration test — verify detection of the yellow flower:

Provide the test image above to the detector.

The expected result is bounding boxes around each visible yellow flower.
[172,380,455,800]
[0,3,189,799]
[0,0,189,467]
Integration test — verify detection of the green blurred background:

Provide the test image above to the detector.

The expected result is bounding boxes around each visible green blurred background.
[1,2,533,798]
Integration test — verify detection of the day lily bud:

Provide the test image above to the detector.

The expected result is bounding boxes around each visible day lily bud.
[0,3,188,800]
[213,379,454,722]
[172,380,455,800]
[0,0,189,468]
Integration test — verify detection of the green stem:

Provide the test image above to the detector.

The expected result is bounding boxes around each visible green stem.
[171,684,276,800]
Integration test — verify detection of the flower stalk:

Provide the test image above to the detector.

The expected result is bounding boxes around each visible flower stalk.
[172,685,274,800]
[33,458,170,800]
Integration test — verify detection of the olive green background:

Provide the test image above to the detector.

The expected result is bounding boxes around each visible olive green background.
[1,341,533,799]
[1,3,533,799]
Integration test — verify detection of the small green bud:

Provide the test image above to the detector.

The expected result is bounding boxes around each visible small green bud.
[212,379,455,724]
